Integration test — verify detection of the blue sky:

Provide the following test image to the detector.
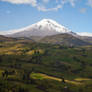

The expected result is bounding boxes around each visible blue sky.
[0,0,92,36]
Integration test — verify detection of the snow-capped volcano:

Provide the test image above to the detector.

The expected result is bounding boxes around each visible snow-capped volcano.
[5,19,72,37]
[34,19,71,33]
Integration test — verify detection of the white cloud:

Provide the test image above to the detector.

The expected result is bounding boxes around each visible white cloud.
[0,0,91,12]
[1,0,37,6]
[37,0,77,11]
[77,32,92,37]
[37,4,62,12]
[42,0,49,3]
[61,0,76,7]
[1,0,64,11]
[69,0,76,7]
[87,0,92,7]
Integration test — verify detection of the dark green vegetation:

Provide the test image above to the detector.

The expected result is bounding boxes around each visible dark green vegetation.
[0,35,92,92]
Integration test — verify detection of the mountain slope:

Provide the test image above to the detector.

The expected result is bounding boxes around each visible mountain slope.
[79,36,92,43]
[7,19,72,37]
[0,35,16,42]
[3,19,92,46]
[39,33,91,46]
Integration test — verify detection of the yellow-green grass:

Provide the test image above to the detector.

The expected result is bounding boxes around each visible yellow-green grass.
[31,73,61,81]
[74,78,92,82]
[0,69,20,80]
[0,69,4,77]
[0,43,44,55]
[7,74,19,80]
[0,44,24,55]
[31,73,83,85]
[26,49,44,55]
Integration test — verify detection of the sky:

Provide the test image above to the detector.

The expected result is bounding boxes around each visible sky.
[0,0,92,36]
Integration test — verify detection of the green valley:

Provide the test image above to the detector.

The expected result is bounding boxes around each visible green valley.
[0,36,92,92]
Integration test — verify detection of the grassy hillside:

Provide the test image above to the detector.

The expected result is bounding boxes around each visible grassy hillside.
[0,35,16,42]
[0,39,92,92]
[79,36,92,43]
[39,34,91,46]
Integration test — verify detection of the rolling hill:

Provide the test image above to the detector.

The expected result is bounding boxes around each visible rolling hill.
[39,33,91,46]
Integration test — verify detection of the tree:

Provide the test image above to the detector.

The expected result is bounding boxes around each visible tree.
[2,70,8,79]
[0,55,2,63]
[61,77,65,83]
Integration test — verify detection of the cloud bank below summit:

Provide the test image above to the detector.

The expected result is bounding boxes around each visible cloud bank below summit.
[77,32,92,37]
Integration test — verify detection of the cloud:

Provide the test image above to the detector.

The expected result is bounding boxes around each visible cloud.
[1,0,37,6]
[87,0,92,7]
[0,0,65,11]
[69,0,76,7]
[42,0,49,3]
[37,4,62,12]
[80,8,87,13]
[77,32,92,37]
[0,0,91,12]
[61,0,76,7]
